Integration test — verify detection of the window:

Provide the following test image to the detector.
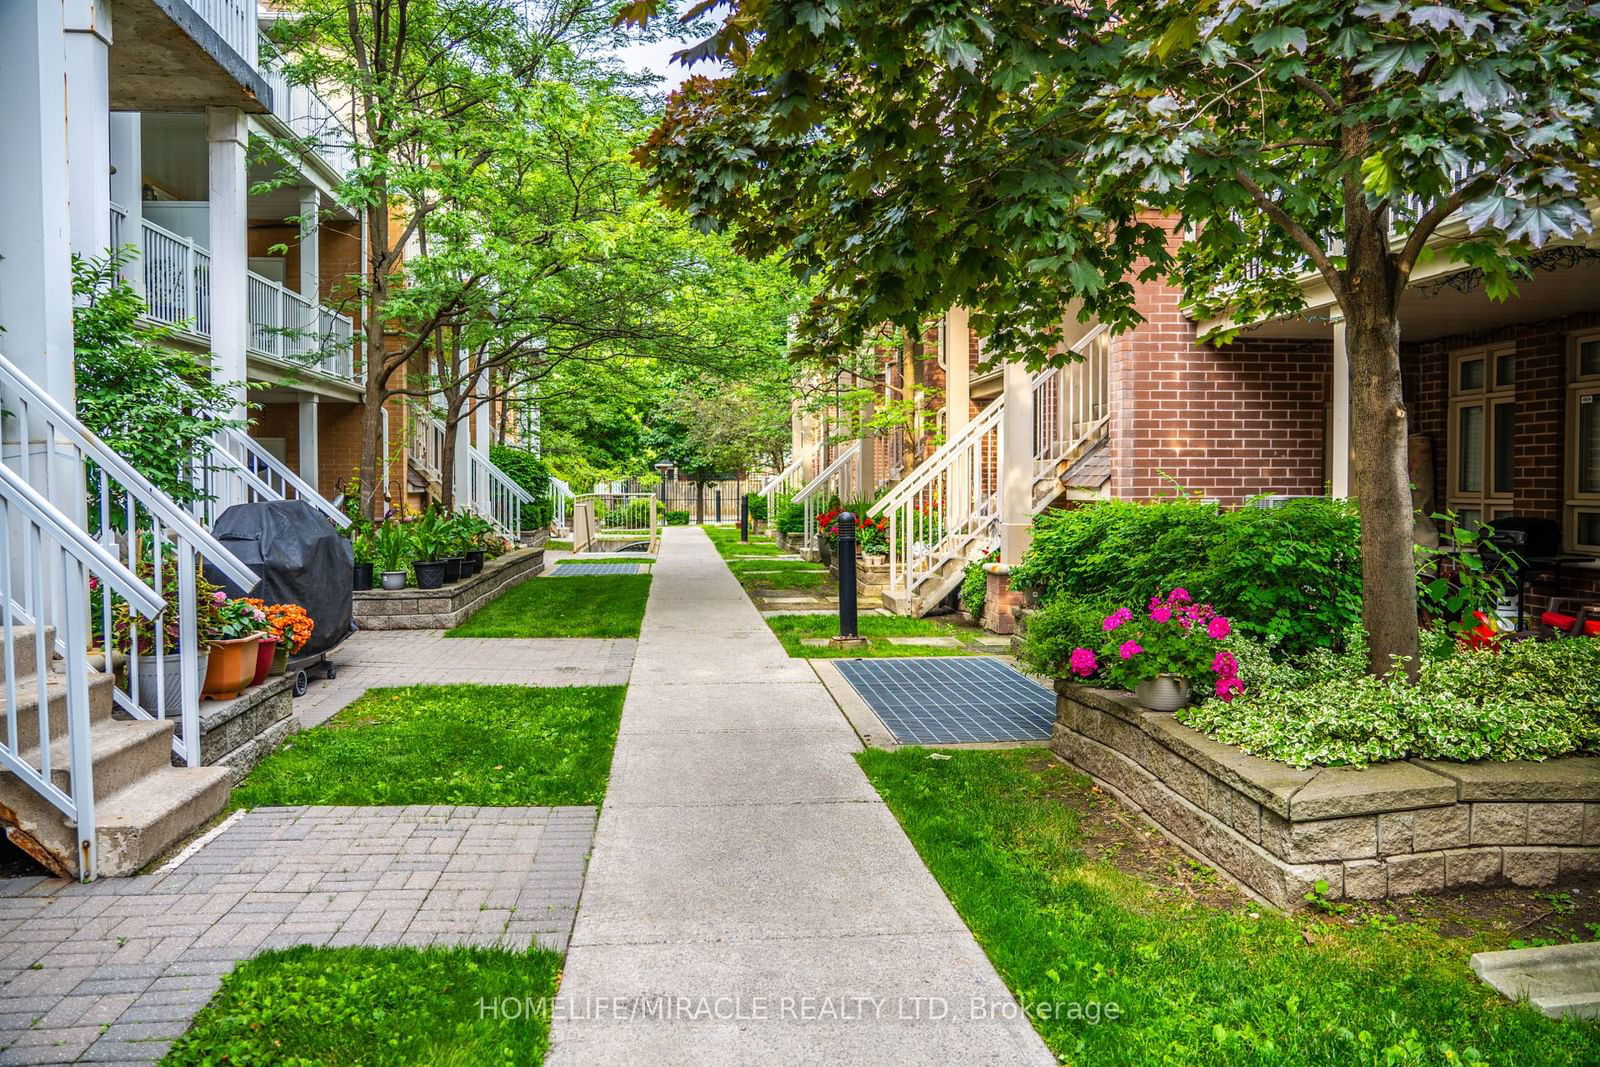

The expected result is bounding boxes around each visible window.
[1447,346,1517,528]
[1569,332,1600,553]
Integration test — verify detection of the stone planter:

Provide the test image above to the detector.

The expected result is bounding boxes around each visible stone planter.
[381,571,407,591]
[1134,675,1191,711]
[202,635,262,701]
[357,546,546,630]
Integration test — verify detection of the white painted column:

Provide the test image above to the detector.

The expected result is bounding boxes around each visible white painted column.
[0,1,76,408]
[109,112,144,293]
[474,372,492,454]
[856,382,876,496]
[999,356,1035,563]
[298,188,321,301]
[65,1,113,264]
[1330,316,1351,498]
[207,107,250,419]
[297,394,320,492]
[944,307,971,437]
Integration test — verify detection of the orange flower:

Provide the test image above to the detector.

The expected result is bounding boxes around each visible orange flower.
[244,599,315,653]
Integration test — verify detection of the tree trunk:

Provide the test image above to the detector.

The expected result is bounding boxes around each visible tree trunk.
[359,181,391,520]
[695,481,705,524]
[1343,249,1421,678]
[440,419,457,511]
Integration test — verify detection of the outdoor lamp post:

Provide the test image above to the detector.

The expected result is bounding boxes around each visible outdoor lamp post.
[830,512,867,649]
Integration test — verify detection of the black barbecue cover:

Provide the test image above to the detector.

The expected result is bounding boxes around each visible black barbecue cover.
[203,500,354,659]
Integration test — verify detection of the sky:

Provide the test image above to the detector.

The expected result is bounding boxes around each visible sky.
[610,34,727,92]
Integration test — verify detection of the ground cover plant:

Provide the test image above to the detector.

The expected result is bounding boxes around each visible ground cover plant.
[767,613,989,658]
[859,747,1600,1066]
[231,684,623,807]
[166,945,561,1065]
[448,574,651,638]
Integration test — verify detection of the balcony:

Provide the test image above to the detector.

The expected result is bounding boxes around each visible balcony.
[258,35,358,180]
[112,203,358,388]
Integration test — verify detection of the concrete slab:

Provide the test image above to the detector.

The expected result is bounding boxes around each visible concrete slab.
[605,731,873,807]
[615,682,850,736]
[1413,757,1600,802]
[1472,941,1600,1019]
[1290,761,1460,820]
[884,636,964,648]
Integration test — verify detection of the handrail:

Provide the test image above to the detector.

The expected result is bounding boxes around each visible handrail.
[206,428,352,529]
[760,445,816,502]
[869,401,1003,518]
[793,443,860,504]
[464,444,531,537]
[794,442,862,552]
[550,476,574,534]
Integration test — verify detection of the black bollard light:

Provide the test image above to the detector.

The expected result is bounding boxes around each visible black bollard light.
[740,493,749,542]
[830,512,867,648]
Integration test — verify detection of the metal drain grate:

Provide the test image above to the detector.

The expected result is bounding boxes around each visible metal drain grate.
[834,657,1056,744]
[550,562,645,576]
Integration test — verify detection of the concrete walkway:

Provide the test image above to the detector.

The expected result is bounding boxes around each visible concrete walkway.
[549,527,1052,1065]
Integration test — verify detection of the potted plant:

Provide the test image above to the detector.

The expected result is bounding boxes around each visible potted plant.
[410,510,449,589]
[1063,588,1243,711]
[201,594,266,701]
[438,512,468,583]
[373,521,411,590]
[108,562,217,716]
[458,513,492,575]
[246,598,315,678]
[350,522,375,591]
[858,516,890,564]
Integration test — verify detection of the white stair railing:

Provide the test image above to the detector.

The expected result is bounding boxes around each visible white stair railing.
[464,445,531,537]
[0,352,258,771]
[408,413,446,483]
[869,326,1111,608]
[196,429,352,530]
[760,445,817,503]
[551,477,574,535]
[793,442,862,553]
[0,463,166,881]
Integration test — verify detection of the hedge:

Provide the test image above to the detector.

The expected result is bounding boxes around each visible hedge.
[488,445,553,532]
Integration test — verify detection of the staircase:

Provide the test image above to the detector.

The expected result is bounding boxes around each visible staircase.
[871,326,1111,616]
[792,442,862,557]
[0,352,256,879]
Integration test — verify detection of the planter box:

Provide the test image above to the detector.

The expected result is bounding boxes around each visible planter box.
[353,546,546,629]
[1051,681,1600,908]
[175,674,298,783]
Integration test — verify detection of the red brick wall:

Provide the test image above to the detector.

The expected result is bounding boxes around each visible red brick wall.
[1109,274,1331,503]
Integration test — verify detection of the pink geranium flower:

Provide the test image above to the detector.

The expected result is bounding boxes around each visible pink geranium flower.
[1215,676,1245,702]
[1168,587,1192,604]
[1069,647,1098,677]
[212,590,228,604]
[1206,616,1231,640]
[1149,605,1173,623]
[1102,608,1133,631]
[1212,651,1239,678]
[1118,640,1143,660]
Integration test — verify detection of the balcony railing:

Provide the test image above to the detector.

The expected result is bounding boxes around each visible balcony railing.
[112,205,358,386]
[259,36,357,179]
[180,0,258,66]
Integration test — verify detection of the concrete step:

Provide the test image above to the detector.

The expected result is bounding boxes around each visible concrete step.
[4,669,117,751]
[1472,941,1600,1020]
[0,625,56,686]
[10,716,176,803]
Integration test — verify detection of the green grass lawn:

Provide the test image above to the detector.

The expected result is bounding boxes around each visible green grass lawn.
[766,613,989,657]
[546,539,572,551]
[704,525,790,559]
[858,748,1600,1066]
[448,574,651,638]
[231,684,624,808]
[728,558,833,592]
[165,945,561,1066]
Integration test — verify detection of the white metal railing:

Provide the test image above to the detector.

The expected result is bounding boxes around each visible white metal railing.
[869,327,1110,604]
[575,492,657,536]
[760,445,817,503]
[464,445,531,537]
[551,477,574,535]
[110,202,125,255]
[180,0,258,65]
[408,413,446,483]
[258,36,357,179]
[793,442,863,553]
[0,352,258,779]
[0,461,166,880]
[124,214,356,384]
[194,428,352,530]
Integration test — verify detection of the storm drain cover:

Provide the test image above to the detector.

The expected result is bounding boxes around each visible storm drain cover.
[550,562,645,576]
[834,657,1056,744]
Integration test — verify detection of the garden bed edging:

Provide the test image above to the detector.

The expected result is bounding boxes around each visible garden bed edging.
[352,546,545,629]
[1051,680,1600,909]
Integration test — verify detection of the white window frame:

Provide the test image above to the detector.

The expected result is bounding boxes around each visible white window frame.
[1567,330,1600,554]
[1446,345,1517,529]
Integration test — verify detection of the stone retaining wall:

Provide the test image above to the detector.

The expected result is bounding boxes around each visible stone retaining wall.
[184,675,298,783]
[827,555,890,604]
[353,546,545,630]
[1052,681,1600,908]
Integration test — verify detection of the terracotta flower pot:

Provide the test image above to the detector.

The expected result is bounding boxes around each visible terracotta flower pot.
[203,635,262,701]
[251,635,280,688]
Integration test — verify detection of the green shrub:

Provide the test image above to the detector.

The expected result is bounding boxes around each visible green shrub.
[1017,595,1119,679]
[745,492,769,522]
[662,508,691,525]
[959,549,997,617]
[775,494,807,534]
[488,446,552,531]
[1176,636,1600,767]
[1012,497,1361,654]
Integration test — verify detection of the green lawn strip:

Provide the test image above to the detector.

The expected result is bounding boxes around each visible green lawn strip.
[546,539,572,550]
[164,945,561,1066]
[448,574,651,638]
[704,527,787,558]
[857,748,1600,1066]
[231,684,624,808]
[552,557,655,566]
[766,613,987,657]
[728,559,833,592]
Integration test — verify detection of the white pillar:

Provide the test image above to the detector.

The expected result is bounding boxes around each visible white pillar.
[1330,316,1351,498]
[207,107,249,418]
[0,1,76,408]
[944,307,970,437]
[856,384,875,495]
[109,112,143,292]
[298,188,320,300]
[66,1,113,264]
[1000,356,1034,563]
[297,394,320,491]
[474,372,492,453]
